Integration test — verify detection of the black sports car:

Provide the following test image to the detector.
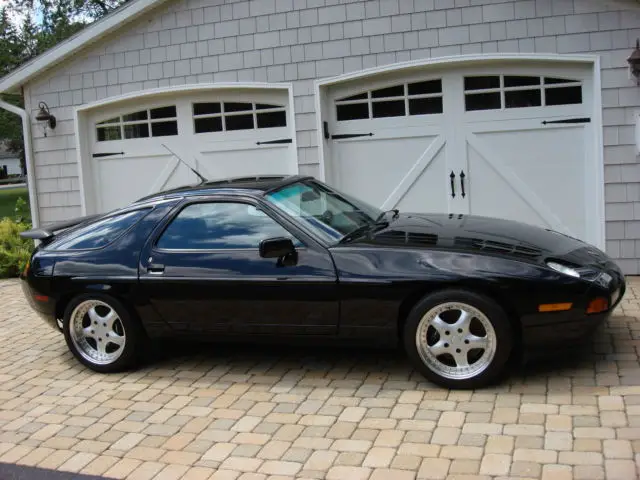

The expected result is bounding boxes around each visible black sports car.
[20,175,624,389]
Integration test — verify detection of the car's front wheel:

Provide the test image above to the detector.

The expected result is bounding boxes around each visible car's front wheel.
[403,289,513,389]
[63,294,142,373]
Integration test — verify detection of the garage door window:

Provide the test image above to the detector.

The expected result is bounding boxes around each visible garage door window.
[96,106,178,141]
[193,102,287,134]
[335,79,443,121]
[464,75,582,111]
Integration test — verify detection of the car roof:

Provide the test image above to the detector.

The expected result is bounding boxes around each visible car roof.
[132,174,311,204]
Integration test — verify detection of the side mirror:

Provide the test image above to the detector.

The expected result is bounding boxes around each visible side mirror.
[259,237,295,258]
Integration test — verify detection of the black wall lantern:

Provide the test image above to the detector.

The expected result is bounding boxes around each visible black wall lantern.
[35,101,56,136]
[628,39,640,85]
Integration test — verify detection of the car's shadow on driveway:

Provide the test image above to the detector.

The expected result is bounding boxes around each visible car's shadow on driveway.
[135,336,624,390]
[144,340,419,380]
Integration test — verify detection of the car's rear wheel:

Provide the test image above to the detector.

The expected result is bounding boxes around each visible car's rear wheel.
[63,294,142,373]
[403,289,513,389]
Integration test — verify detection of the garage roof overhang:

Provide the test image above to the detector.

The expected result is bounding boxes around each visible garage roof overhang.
[0,0,169,94]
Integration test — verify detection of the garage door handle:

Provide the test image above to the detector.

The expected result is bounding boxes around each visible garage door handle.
[450,171,456,198]
[256,138,292,145]
[460,170,466,198]
[541,117,590,125]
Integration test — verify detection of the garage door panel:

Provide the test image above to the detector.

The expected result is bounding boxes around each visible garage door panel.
[394,146,448,214]
[466,127,586,238]
[467,147,550,230]
[196,126,291,150]
[96,154,185,212]
[464,104,587,124]
[333,117,444,134]
[200,145,292,181]
[332,135,444,209]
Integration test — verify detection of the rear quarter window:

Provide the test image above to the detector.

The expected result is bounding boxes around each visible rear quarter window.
[46,209,150,250]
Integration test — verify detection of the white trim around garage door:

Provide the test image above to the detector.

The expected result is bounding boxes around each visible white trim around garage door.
[314,53,605,250]
[74,82,298,216]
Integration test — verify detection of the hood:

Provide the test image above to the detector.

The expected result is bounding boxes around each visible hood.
[360,212,608,267]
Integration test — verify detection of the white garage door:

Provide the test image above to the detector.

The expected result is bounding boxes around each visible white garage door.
[324,62,598,245]
[88,88,295,213]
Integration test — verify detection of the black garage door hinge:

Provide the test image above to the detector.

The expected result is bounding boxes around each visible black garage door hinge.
[92,152,124,158]
[542,117,591,125]
[323,121,375,140]
[256,138,292,145]
[331,132,374,140]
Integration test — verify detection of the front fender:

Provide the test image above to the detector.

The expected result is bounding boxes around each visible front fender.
[329,246,591,331]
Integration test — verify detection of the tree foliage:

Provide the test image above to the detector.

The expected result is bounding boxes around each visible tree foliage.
[0,0,127,164]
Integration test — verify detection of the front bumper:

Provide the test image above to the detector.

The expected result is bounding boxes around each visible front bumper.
[521,262,625,359]
[521,310,611,358]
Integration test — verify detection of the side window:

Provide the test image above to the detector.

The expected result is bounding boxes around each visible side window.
[46,209,150,250]
[157,202,300,250]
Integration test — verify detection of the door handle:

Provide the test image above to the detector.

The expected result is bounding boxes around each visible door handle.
[449,171,456,198]
[147,264,165,274]
[460,170,466,198]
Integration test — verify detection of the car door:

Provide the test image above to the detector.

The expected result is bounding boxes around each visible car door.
[138,196,339,336]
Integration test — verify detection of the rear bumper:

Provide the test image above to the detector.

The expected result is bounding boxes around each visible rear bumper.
[20,277,58,331]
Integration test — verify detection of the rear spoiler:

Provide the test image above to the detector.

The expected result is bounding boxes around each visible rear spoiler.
[19,213,102,242]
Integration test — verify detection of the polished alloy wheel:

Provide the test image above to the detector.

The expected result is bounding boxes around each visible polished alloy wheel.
[416,302,497,380]
[69,300,126,365]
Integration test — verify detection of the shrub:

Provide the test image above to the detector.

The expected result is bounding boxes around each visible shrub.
[0,199,34,278]
[14,197,30,224]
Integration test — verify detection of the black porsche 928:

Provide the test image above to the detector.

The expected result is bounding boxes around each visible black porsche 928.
[20,175,625,389]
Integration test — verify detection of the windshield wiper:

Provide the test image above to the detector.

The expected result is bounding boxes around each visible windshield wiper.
[340,210,398,244]
[376,209,399,222]
[339,219,389,244]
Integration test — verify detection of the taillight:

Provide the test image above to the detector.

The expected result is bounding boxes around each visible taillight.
[22,260,30,277]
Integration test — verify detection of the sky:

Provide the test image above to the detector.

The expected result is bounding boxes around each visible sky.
[1,0,44,31]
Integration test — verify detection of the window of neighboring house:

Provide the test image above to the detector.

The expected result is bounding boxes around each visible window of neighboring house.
[96,106,178,141]
[156,202,301,250]
[192,102,287,134]
[335,79,444,121]
[464,75,583,112]
[46,209,151,250]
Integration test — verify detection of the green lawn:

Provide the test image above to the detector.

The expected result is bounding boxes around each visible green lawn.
[0,187,29,220]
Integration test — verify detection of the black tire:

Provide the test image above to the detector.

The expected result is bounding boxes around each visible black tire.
[403,289,513,389]
[62,293,144,373]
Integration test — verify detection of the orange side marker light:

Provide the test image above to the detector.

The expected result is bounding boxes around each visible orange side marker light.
[538,303,573,312]
[586,297,609,314]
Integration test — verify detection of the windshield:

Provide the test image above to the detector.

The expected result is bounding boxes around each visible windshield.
[265,180,382,244]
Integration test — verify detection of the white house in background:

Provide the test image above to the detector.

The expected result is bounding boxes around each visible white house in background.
[0,144,22,176]
[0,0,640,271]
